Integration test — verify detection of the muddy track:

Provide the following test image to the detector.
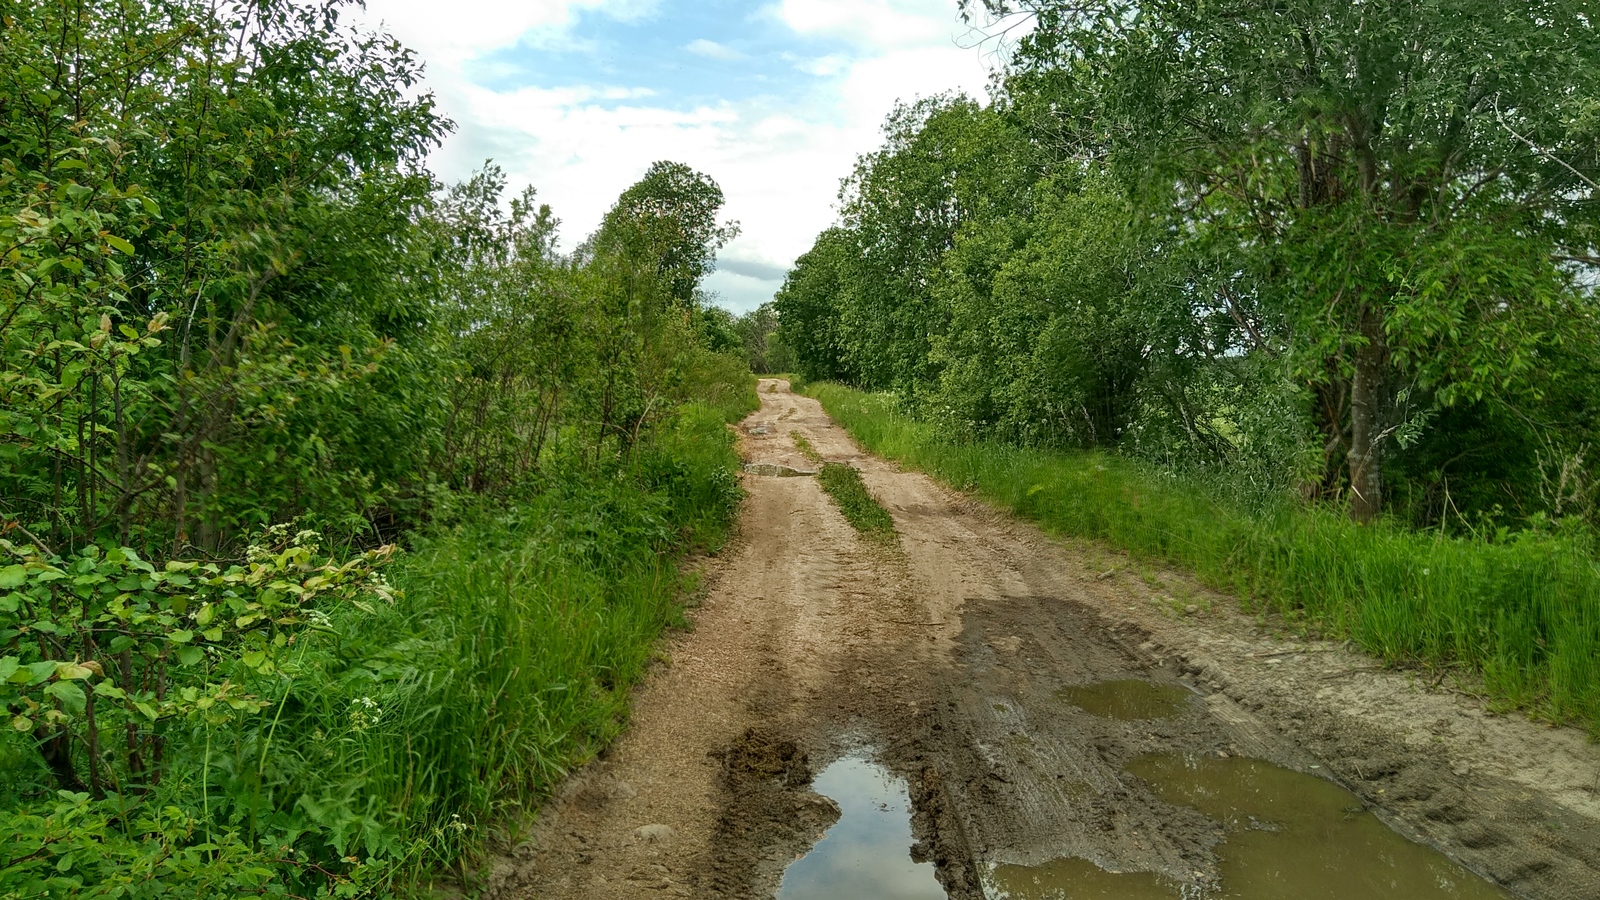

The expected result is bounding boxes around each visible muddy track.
[486,379,1600,900]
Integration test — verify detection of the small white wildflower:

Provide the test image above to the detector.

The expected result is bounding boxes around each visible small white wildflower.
[350,696,383,731]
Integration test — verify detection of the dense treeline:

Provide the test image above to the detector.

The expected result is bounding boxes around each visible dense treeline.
[1,1,750,896]
[779,0,1600,531]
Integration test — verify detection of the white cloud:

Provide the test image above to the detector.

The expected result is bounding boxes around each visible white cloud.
[360,0,1000,313]
[685,38,743,61]
[358,0,658,66]
[769,0,944,48]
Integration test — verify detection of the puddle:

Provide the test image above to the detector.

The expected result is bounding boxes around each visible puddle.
[745,463,817,477]
[990,856,1181,899]
[1055,680,1191,720]
[1125,754,1513,899]
[776,753,946,900]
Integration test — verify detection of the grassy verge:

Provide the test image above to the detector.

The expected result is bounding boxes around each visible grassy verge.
[817,462,896,541]
[808,383,1600,734]
[0,404,746,899]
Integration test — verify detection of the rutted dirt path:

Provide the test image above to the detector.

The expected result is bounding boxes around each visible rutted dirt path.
[488,379,1600,900]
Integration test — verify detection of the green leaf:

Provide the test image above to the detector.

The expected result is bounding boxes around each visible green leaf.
[0,565,27,589]
[44,680,87,714]
[177,646,204,667]
[54,662,93,680]
[93,682,127,700]
[105,234,135,255]
[23,661,57,685]
[0,658,16,681]
[134,702,159,721]
[168,629,194,644]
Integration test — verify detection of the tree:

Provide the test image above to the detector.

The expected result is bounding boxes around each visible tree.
[590,161,740,307]
[0,0,445,555]
[969,0,1600,520]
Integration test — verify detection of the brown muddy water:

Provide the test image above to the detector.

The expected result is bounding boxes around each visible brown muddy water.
[785,681,1510,900]
[986,749,1513,900]
[775,752,945,900]
[1055,680,1193,720]
[1125,753,1513,900]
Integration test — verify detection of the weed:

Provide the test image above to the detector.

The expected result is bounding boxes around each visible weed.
[817,463,896,541]
[791,431,823,463]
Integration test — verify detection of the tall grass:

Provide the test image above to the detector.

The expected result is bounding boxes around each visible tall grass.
[810,383,1600,734]
[0,402,748,899]
[272,402,749,882]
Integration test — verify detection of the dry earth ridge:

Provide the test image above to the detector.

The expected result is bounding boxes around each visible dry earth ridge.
[483,379,1600,900]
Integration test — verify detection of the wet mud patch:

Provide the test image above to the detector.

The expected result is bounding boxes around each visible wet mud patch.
[915,592,1522,899]
[744,463,817,477]
[698,728,839,898]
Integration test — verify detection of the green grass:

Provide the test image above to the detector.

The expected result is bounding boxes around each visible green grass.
[808,382,1600,734]
[0,403,747,899]
[294,401,748,883]
[817,462,896,541]
[790,430,823,463]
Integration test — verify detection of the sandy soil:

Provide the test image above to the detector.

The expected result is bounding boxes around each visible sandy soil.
[485,379,1600,900]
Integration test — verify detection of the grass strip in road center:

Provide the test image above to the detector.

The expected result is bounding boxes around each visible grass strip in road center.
[790,430,823,463]
[818,462,896,541]
[805,382,1600,735]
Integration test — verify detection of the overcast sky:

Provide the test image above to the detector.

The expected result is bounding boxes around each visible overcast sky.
[356,0,1008,312]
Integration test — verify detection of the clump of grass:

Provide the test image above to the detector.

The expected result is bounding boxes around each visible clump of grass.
[818,462,896,540]
[808,382,1600,734]
[790,430,823,463]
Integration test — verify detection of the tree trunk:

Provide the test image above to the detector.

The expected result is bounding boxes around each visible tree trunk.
[1348,309,1387,523]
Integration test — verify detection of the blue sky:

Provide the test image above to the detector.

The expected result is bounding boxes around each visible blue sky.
[358,0,1010,311]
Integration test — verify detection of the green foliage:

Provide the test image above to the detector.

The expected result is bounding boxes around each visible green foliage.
[1,530,392,796]
[1,0,447,555]
[812,382,1600,734]
[730,303,795,374]
[783,1,1600,529]
[816,463,896,541]
[1,4,753,896]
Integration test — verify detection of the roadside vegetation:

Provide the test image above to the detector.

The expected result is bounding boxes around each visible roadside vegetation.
[811,384,1600,733]
[816,463,896,542]
[777,4,1600,732]
[0,2,752,897]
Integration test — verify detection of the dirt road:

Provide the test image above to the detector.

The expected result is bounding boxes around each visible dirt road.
[488,379,1600,899]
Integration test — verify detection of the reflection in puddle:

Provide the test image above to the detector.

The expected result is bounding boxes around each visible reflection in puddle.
[1127,754,1512,899]
[990,856,1180,899]
[776,753,945,900]
[1056,680,1192,720]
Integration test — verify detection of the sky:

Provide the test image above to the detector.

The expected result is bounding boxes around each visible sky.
[354,0,1012,312]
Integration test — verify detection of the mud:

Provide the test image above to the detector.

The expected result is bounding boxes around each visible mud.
[488,379,1600,900]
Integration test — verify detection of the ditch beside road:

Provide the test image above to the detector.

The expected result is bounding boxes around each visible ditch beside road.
[487,379,1600,900]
